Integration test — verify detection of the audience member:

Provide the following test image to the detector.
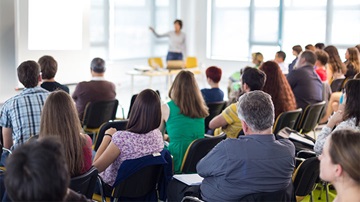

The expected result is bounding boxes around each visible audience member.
[259,61,297,118]
[305,44,316,52]
[252,52,264,68]
[344,47,360,79]
[197,91,295,201]
[287,50,323,110]
[210,67,266,138]
[289,45,302,73]
[314,79,360,155]
[201,66,224,103]
[93,89,164,194]
[274,50,288,74]
[38,55,69,93]
[4,137,89,201]
[315,43,325,50]
[39,91,92,177]
[160,71,208,173]
[319,129,360,201]
[324,45,346,83]
[72,57,116,120]
[0,61,49,149]
[356,44,360,53]
[315,49,329,82]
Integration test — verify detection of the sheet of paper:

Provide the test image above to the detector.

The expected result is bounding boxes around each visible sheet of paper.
[289,132,315,146]
[173,174,204,186]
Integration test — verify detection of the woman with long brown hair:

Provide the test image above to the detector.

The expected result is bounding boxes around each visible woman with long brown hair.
[259,61,297,118]
[161,70,209,173]
[344,47,360,79]
[39,90,92,177]
[324,45,346,83]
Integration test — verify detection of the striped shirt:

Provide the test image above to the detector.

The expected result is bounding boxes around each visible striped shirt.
[0,87,49,148]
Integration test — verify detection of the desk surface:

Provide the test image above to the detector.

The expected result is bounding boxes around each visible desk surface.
[126,68,201,77]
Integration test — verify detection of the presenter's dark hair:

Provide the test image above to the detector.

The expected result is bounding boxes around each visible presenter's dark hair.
[17,60,40,88]
[174,19,183,29]
[4,137,69,201]
[38,55,58,79]
[127,89,162,134]
[242,67,266,91]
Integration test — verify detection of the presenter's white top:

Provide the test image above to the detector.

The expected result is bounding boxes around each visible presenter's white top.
[152,31,186,55]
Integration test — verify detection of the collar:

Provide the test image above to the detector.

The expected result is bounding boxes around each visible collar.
[21,86,48,95]
[239,134,275,142]
[91,76,105,81]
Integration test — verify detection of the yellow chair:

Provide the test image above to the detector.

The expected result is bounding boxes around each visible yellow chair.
[185,57,198,68]
[148,57,164,68]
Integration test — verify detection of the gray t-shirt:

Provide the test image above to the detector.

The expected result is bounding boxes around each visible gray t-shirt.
[152,30,186,55]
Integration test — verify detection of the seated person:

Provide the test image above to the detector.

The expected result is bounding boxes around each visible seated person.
[319,129,360,202]
[209,67,266,138]
[4,137,89,201]
[274,50,288,75]
[38,55,69,93]
[314,50,329,82]
[201,66,224,103]
[160,71,209,173]
[197,91,295,201]
[93,89,164,196]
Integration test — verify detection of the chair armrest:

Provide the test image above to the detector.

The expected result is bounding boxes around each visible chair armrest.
[181,196,204,202]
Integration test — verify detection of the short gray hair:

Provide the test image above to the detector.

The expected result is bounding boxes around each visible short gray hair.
[237,91,275,132]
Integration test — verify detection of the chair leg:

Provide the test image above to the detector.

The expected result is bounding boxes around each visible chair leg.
[310,191,314,202]
[325,182,329,202]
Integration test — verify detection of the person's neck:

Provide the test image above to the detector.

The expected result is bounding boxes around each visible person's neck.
[175,30,181,34]
[209,82,219,88]
[245,128,273,135]
[334,182,360,202]
[317,64,326,70]
[91,73,104,78]
[42,78,56,82]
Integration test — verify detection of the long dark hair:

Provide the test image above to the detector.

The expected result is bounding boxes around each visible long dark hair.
[343,79,360,126]
[127,89,161,134]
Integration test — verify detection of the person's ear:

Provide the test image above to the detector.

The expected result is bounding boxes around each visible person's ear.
[242,83,250,92]
[334,164,343,178]
[38,74,42,83]
[241,120,249,134]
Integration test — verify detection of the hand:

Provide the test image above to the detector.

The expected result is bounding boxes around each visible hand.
[105,128,117,136]
[149,26,154,32]
[338,103,345,111]
[327,110,344,128]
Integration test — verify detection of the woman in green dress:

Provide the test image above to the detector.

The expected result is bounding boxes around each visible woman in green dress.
[160,70,209,173]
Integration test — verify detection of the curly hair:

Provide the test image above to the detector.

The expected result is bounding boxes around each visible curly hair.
[259,61,297,118]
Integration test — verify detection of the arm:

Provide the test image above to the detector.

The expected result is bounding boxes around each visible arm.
[286,71,297,89]
[93,128,116,162]
[197,142,226,177]
[2,127,13,149]
[182,33,187,59]
[159,103,169,135]
[209,114,228,129]
[72,83,80,101]
[149,27,169,38]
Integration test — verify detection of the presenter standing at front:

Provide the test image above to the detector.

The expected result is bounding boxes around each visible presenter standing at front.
[149,19,186,61]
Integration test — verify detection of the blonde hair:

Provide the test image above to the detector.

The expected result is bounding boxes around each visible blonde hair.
[169,71,209,118]
[39,91,86,177]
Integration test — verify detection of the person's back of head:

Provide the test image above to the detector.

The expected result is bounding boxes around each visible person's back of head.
[127,89,162,134]
[205,66,222,83]
[251,52,264,66]
[17,60,40,88]
[237,91,274,134]
[315,43,325,50]
[90,57,106,74]
[305,44,316,52]
[298,50,317,67]
[275,51,286,62]
[324,45,345,73]
[241,67,266,92]
[315,50,329,66]
[4,137,69,201]
[343,79,360,126]
[38,55,58,80]
[292,45,302,56]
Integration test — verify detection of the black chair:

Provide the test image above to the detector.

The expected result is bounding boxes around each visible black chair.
[205,101,226,134]
[330,78,345,92]
[127,90,160,119]
[70,166,98,199]
[296,101,326,134]
[273,108,303,136]
[82,99,119,136]
[94,120,129,151]
[239,183,295,202]
[180,133,226,173]
[292,157,320,202]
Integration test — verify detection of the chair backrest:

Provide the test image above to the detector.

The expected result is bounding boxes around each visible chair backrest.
[127,91,160,119]
[330,78,345,92]
[273,108,303,135]
[296,101,326,134]
[94,120,129,151]
[239,182,295,202]
[148,57,164,68]
[181,133,226,173]
[112,164,163,199]
[204,101,226,132]
[185,57,198,68]
[70,166,98,199]
[292,157,320,199]
[82,99,118,129]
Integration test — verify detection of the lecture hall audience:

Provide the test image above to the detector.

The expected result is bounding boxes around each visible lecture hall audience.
[38,55,69,93]
[259,61,297,118]
[314,49,329,82]
[160,70,209,173]
[274,50,288,74]
[39,90,92,177]
[0,61,49,149]
[201,66,224,104]
[288,45,302,73]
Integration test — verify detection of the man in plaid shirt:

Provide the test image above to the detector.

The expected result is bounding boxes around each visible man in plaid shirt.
[0,60,49,149]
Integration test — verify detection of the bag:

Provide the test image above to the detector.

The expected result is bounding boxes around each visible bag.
[276,127,315,153]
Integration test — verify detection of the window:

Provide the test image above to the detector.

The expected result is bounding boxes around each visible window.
[90,0,177,60]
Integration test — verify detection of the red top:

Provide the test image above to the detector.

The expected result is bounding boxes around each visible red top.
[315,67,327,82]
[81,135,93,174]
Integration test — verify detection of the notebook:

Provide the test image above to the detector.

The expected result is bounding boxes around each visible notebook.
[173,174,204,186]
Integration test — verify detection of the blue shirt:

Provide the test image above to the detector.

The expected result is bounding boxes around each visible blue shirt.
[197,134,295,201]
[201,88,224,103]
[0,87,49,148]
